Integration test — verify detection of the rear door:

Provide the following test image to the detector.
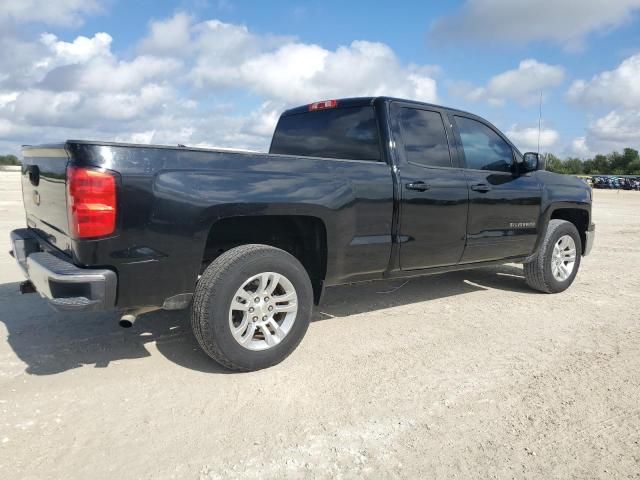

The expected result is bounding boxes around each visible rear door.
[450,114,542,263]
[391,102,468,270]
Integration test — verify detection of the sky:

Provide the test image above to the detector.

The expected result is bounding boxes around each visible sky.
[1,0,640,157]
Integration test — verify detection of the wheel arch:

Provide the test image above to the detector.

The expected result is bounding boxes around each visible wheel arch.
[201,214,328,304]
[545,204,591,255]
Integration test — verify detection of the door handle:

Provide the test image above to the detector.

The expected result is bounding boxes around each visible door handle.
[470,183,491,193]
[406,181,431,192]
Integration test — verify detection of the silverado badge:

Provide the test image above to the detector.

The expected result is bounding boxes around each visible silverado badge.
[510,221,535,228]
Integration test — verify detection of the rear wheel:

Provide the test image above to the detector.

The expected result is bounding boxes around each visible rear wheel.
[523,219,582,293]
[191,244,313,371]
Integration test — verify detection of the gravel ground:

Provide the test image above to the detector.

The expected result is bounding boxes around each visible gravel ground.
[0,171,638,479]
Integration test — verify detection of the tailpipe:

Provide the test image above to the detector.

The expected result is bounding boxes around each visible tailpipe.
[118,307,159,328]
[119,313,136,328]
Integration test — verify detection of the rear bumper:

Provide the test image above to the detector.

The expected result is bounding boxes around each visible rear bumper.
[10,228,116,312]
[584,223,595,256]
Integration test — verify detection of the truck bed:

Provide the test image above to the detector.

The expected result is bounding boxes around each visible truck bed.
[20,140,394,308]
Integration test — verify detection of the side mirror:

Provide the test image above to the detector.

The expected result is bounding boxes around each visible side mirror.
[523,152,544,172]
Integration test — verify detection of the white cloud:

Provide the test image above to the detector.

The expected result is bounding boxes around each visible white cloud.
[506,125,559,153]
[0,33,113,90]
[431,0,640,50]
[0,0,101,27]
[567,53,640,108]
[563,110,640,156]
[0,36,52,89]
[9,84,174,128]
[210,39,437,104]
[86,84,173,120]
[451,59,564,106]
[570,137,593,158]
[40,32,113,64]
[241,102,283,137]
[115,130,157,145]
[183,18,438,104]
[76,56,182,92]
[36,33,182,93]
[0,29,182,134]
[589,110,640,145]
[565,54,640,155]
[138,12,193,56]
[0,12,443,155]
[0,118,22,137]
[12,89,80,120]
[0,91,19,108]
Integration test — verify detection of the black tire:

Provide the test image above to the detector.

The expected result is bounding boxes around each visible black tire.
[523,219,582,293]
[191,244,313,371]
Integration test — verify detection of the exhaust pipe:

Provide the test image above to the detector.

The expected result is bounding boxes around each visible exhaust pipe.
[119,313,136,328]
[118,306,158,328]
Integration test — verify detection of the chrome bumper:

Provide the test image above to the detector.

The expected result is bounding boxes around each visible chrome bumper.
[10,228,116,312]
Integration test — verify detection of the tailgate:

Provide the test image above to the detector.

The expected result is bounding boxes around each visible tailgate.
[21,145,71,250]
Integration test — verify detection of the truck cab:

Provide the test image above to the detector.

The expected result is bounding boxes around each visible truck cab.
[271,97,593,274]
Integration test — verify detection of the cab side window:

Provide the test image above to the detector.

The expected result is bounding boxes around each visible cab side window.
[398,108,452,168]
[454,116,513,173]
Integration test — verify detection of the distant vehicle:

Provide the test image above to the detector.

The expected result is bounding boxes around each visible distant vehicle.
[10,97,595,371]
[591,175,640,190]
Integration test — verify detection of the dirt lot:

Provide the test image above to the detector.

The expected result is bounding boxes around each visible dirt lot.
[0,170,638,479]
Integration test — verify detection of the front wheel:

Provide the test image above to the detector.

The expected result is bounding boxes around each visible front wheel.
[191,244,313,371]
[523,219,582,293]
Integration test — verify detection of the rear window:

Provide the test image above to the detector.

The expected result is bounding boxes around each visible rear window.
[269,106,381,161]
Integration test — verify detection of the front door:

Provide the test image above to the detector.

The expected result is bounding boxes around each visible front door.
[392,104,469,270]
[450,114,542,263]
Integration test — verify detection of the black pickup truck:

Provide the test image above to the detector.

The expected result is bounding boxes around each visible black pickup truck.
[10,97,594,371]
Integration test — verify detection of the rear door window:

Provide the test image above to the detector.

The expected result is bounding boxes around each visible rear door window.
[398,108,452,168]
[454,116,514,172]
[269,106,381,161]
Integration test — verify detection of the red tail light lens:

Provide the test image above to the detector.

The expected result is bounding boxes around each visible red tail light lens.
[67,167,117,238]
[309,99,338,111]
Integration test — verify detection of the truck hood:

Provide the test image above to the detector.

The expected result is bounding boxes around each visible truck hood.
[537,170,590,189]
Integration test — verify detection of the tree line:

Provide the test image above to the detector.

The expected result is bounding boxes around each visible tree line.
[544,148,640,176]
[0,154,20,166]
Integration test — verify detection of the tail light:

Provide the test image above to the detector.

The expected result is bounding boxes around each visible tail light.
[309,99,338,111]
[66,166,117,238]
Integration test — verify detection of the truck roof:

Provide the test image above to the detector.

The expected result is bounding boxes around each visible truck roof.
[280,96,475,117]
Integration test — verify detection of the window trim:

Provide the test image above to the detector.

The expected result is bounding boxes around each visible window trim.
[450,113,517,174]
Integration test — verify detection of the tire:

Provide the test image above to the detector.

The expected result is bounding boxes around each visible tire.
[191,244,313,371]
[523,219,582,293]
